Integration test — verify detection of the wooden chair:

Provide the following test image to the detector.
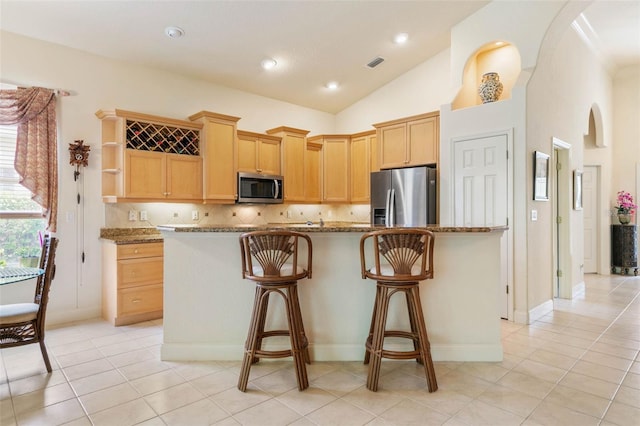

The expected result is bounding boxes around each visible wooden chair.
[360,229,437,392]
[0,235,58,373]
[238,230,312,391]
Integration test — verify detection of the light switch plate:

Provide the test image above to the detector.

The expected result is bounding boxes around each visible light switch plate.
[128,210,136,221]
[139,210,148,221]
[531,209,538,221]
[192,210,199,220]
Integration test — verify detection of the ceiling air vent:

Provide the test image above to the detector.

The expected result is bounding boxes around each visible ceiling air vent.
[366,56,385,69]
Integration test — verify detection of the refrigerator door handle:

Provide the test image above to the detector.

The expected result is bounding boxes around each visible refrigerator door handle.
[389,189,395,227]
[384,189,392,226]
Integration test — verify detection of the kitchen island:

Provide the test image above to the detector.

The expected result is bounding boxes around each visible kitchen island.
[158,223,507,362]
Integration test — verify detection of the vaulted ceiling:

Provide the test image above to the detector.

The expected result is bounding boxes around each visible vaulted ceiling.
[1,1,638,113]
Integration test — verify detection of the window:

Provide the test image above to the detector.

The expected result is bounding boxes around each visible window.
[0,124,46,267]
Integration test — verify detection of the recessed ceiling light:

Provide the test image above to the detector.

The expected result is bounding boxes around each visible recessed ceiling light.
[394,33,409,44]
[261,58,277,70]
[326,81,339,90]
[164,26,184,38]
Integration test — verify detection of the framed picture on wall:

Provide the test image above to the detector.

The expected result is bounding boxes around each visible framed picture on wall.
[533,151,550,201]
[573,169,583,210]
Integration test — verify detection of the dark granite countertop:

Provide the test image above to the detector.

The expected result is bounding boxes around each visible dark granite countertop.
[100,228,163,244]
[156,222,508,233]
[101,223,507,243]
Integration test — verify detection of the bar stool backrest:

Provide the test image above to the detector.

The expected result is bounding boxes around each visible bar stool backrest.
[240,230,312,283]
[360,229,434,282]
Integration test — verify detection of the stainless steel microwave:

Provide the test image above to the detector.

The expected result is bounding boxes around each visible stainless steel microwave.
[237,172,284,204]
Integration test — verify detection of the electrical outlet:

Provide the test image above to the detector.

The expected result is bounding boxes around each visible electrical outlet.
[128,210,137,221]
[139,210,148,221]
[286,211,291,218]
[192,210,199,220]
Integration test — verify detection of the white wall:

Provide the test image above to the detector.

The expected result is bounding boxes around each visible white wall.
[612,65,640,218]
[0,30,336,324]
[335,49,453,133]
[527,23,613,311]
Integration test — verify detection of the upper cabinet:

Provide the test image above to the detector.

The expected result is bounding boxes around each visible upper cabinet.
[373,111,439,170]
[96,109,203,203]
[308,135,351,203]
[266,126,309,203]
[189,111,240,204]
[350,130,376,203]
[305,139,323,203]
[236,130,282,176]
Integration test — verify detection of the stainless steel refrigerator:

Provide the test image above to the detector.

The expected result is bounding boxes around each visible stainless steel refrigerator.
[370,166,437,227]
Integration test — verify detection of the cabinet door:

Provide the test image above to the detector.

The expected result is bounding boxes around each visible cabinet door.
[118,257,164,288]
[237,136,258,173]
[378,123,407,169]
[166,154,202,200]
[125,150,165,199]
[282,133,306,202]
[370,135,378,173]
[350,135,370,203]
[323,137,349,202]
[258,139,281,175]
[305,142,322,203]
[202,120,236,202]
[118,284,163,316]
[407,116,438,166]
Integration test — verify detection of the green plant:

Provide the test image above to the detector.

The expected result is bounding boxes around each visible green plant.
[0,191,45,266]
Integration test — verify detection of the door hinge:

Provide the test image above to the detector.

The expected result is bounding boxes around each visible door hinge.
[506,217,509,226]
[506,285,509,294]
[556,160,562,171]
[557,269,563,277]
[557,216,562,224]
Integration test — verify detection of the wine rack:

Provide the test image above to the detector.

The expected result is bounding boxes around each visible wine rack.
[126,119,199,155]
[96,109,204,202]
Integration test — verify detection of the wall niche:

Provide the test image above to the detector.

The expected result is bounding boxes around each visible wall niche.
[452,41,521,110]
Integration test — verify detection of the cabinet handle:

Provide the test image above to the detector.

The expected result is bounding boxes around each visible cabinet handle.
[131,298,141,303]
[257,168,262,173]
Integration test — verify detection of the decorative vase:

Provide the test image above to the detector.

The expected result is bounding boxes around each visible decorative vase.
[478,72,504,103]
[618,213,631,224]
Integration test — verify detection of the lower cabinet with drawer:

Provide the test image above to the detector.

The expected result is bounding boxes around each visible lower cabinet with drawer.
[102,241,164,326]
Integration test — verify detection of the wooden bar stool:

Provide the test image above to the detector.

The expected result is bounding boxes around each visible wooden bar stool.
[238,230,312,392]
[359,229,437,392]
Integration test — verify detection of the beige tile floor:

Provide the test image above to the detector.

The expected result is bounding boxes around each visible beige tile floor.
[1,274,639,425]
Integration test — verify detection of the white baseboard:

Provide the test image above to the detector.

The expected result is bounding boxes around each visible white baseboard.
[513,299,554,325]
[46,307,102,326]
[529,299,554,323]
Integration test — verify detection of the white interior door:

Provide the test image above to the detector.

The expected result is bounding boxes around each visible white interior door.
[583,166,598,273]
[453,134,509,319]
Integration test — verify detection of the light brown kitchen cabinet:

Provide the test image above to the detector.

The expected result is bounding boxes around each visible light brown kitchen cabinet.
[308,135,351,203]
[96,109,203,203]
[350,130,377,203]
[266,126,309,203]
[189,111,240,203]
[374,111,439,170]
[236,130,282,175]
[125,150,202,200]
[102,241,163,326]
[305,139,323,203]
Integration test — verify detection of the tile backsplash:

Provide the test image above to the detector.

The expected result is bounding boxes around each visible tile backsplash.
[105,203,371,228]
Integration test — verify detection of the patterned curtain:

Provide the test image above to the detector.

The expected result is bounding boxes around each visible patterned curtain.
[0,87,58,232]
